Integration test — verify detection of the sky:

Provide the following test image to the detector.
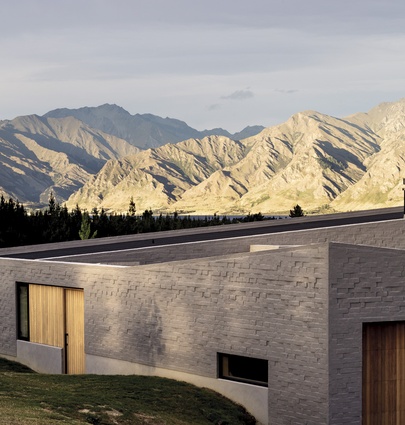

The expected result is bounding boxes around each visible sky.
[1,0,405,132]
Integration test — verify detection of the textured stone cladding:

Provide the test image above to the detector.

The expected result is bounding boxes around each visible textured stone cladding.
[62,219,405,266]
[0,264,17,356]
[0,260,88,356]
[0,243,329,424]
[328,242,405,425]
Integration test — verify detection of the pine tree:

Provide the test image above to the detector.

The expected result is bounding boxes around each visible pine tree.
[129,197,136,216]
[79,213,97,240]
[289,204,305,217]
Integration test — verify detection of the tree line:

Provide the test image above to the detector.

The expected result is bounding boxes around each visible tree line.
[0,195,270,248]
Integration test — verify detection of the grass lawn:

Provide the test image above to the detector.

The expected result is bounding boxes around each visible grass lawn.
[0,357,256,425]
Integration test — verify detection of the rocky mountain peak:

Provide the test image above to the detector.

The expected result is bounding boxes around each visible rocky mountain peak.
[2,98,405,214]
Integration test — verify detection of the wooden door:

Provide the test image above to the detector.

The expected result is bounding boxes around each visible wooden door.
[29,284,65,347]
[363,322,405,425]
[65,288,85,374]
[27,284,84,374]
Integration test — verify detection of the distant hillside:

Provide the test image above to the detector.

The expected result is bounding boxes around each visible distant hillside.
[2,99,405,214]
[328,99,405,211]
[44,104,264,149]
[0,106,262,207]
[67,136,248,212]
[66,98,405,214]
[0,115,139,205]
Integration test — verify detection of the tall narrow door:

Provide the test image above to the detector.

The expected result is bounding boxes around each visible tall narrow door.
[29,284,65,347]
[65,289,85,374]
[363,322,405,425]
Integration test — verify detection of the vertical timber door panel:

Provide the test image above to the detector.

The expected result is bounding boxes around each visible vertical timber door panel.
[363,322,405,425]
[29,284,64,347]
[65,289,85,374]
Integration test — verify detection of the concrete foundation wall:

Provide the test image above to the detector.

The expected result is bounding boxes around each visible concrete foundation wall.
[17,340,63,373]
[87,353,269,425]
[328,243,405,425]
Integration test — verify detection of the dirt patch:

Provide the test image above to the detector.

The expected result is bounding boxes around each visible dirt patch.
[134,413,166,424]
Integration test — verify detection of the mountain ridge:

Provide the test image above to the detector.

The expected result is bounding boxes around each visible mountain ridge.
[66,99,405,214]
[44,104,265,149]
[0,114,139,204]
[0,106,263,207]
[1,98,405,214]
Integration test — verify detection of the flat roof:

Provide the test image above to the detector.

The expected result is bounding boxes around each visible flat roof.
[0,206,402,265]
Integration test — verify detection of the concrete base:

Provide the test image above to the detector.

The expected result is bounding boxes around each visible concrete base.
[86,354,268,425]
[17,340,63,374]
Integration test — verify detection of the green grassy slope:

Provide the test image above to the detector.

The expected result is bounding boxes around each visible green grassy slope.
[0,358,256,425]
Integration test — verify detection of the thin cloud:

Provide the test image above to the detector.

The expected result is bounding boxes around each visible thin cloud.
[208,103,221,111]
[1,0,405,130]
[274,89,299,94]
[221,90,254,101]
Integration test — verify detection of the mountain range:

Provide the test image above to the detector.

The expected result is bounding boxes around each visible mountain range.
[0,105,263,206]
[1,99,404,214]
[44,104,265,149]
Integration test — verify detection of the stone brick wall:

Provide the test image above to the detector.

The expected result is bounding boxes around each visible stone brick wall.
[0,243,330,425]
[262,245,329,425]
[4,217,405,424]
[328,242,405,425]
[0,261,18,356]
[0,259,91,356]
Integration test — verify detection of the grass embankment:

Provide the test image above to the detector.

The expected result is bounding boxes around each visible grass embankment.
[0,358,256,425]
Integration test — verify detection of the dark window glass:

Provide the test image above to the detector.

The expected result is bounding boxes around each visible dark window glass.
[17,283,29,340]
[218,353,268,387]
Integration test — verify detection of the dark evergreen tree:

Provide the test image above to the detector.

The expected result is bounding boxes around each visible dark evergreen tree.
[289,204,305,217]
[0,196,29,247]
[0,194,274,248]
[128,197,136,216]
[79,212,97,240]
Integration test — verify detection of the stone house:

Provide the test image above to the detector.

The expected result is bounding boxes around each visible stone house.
[1,214,405,424]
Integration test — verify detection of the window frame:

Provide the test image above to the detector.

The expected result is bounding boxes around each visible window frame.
[16,282,30,341]
[218,352,268,387]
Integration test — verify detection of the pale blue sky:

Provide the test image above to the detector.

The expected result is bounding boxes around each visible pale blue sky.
[1,0,404,131]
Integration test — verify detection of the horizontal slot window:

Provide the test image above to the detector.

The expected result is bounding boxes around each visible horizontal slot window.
[218,353,268,387]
